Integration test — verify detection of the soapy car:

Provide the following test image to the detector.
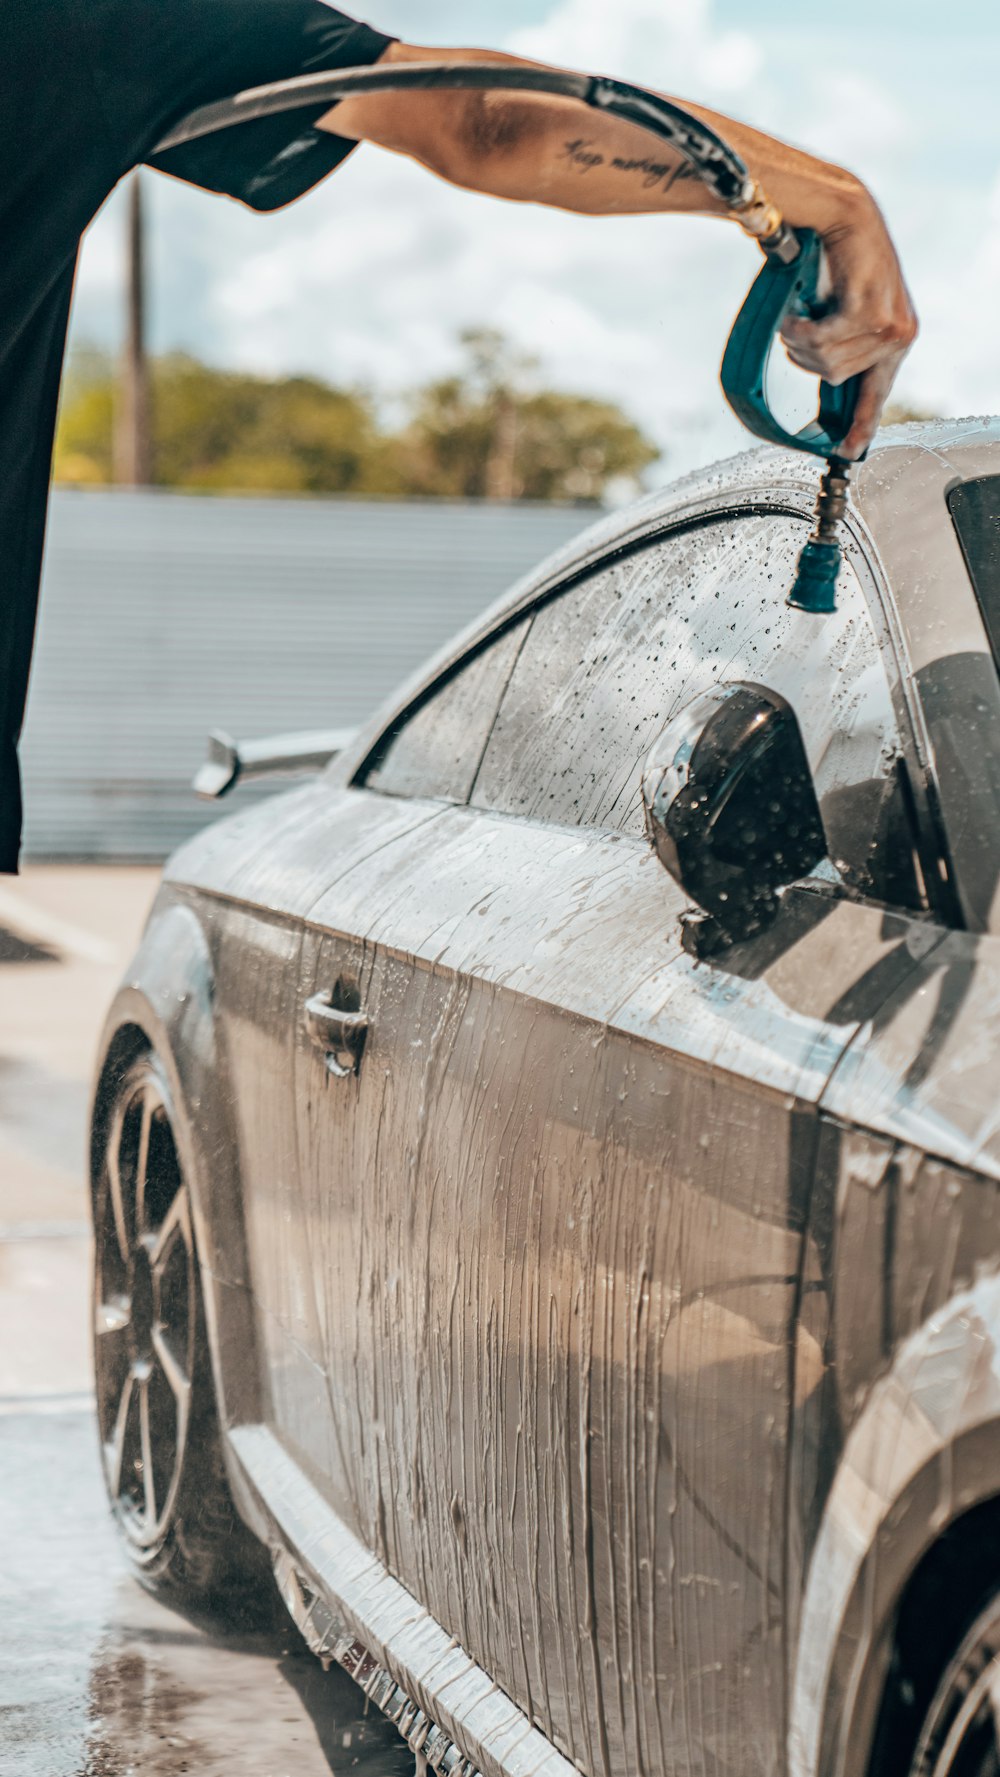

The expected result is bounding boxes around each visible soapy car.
[91,420,1000,1777]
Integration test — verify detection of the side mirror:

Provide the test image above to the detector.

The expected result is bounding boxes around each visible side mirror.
[193,727,356,800]
[642,682,826,953]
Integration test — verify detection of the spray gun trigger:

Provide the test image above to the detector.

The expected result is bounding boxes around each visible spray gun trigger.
[791,250,837,324]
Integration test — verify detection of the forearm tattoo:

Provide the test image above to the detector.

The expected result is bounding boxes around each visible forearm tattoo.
[560,137,699,193]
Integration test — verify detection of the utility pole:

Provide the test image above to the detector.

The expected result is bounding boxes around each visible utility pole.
[114,172,152,486]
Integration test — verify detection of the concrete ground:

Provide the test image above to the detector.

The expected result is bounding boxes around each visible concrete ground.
[0,866,414,1776]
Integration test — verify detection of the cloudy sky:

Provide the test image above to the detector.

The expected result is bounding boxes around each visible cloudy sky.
[70,0,1000,479]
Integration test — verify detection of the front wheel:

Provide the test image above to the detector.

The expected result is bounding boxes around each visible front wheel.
[908,1598,1000,1777]
[92,1051,271,1615]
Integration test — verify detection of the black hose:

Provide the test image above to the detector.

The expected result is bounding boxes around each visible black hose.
[154,62,754,212]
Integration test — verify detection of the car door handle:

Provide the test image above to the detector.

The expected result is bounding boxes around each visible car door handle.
[304,992,369,1079]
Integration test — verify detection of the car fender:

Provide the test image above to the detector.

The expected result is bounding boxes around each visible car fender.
[90,888,262,1431]
[789,1270,1000,1777]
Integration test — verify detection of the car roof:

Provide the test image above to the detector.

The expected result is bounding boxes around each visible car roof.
[342,416,1000,779]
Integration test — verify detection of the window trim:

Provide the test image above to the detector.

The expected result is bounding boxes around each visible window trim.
[949,475,1000,676]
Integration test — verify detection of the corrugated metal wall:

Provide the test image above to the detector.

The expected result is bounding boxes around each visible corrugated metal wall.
[21,489,587,860]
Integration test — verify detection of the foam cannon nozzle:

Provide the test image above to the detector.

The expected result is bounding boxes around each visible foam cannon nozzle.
[787,457,852,613]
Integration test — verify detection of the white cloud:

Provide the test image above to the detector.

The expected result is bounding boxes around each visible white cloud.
[794,71,909,165]
[508,0,762,98]
[904,170,1000,414]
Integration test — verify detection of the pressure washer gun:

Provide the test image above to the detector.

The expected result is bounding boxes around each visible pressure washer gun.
[158,63,862,613]
[720,229,860,613]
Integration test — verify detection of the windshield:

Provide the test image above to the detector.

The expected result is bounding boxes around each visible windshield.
[949,475,1000,670]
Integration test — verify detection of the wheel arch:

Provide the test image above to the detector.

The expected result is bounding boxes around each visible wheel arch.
[789,1271,1000,1777]
[90,892,264,1432]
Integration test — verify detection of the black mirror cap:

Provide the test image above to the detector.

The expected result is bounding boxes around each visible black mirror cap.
[642,681,827,947]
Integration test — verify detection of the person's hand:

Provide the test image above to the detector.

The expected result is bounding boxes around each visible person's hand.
[779,188,918,459]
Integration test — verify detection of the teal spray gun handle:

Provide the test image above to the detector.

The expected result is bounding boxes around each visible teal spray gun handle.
[721,228,864,612]
[721,227,863,459]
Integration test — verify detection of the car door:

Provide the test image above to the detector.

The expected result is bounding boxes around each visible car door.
[282,620,530,1503]
[294,508,938,1777]
[172,772,441,1446]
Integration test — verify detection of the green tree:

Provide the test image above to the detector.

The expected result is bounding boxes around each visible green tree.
[55,351,389,494]
[54,346,116,484]
[53,331,660,503]
[388,328,659,501]
[151,354,393,493]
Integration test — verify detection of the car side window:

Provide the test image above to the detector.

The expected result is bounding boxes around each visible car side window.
[364,617,530,804]
[472,513,923,910]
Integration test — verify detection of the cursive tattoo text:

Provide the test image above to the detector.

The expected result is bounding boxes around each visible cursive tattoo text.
[560,138,700,194]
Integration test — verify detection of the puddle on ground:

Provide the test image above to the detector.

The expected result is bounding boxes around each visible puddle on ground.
[0,1411,414,1776]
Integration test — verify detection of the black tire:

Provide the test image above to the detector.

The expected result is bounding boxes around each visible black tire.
[92,1051,274,1621]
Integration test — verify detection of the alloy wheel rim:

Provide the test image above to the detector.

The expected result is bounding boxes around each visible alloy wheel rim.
[913,1604,1000,1777]
[94,1069,195,1549]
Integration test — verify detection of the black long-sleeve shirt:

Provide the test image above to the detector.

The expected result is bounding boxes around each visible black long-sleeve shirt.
[0,1,393,869]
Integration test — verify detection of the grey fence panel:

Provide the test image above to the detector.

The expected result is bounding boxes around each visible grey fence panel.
[21,490,587,860]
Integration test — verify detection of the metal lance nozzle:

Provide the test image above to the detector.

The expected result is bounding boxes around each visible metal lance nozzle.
[788,457,852,613]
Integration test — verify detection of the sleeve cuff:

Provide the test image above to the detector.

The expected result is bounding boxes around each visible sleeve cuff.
[148,22,397,213]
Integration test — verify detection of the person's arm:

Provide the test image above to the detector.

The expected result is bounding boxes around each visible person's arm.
[325,40,916,458]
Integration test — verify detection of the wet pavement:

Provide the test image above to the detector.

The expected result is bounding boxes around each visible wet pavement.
[0,867,416,1776]
[0,1411,418,1776]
